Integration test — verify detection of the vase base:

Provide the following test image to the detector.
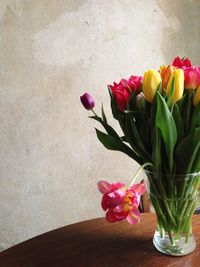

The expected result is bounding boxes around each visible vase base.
[153,230,196,256]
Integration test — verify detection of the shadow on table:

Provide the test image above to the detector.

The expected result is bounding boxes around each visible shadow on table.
[0,218,198,267]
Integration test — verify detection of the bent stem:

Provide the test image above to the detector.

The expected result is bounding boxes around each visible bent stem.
[129,162,153,187]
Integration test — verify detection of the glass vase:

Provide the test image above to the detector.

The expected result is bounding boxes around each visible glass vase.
[145,171,200,256]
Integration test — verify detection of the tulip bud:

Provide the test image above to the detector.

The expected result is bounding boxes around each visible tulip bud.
[80,92,95,110]
[166,69,184,103]
[135,92,146,111]
[142,70,161,103]
[160,65,175,90]
[193,85,200,106]
[184,67,200,90]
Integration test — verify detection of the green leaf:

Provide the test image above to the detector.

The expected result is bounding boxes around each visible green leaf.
[101,104,107,124]
[126,113,146,151]
[126,113,151,161]
[108,86,120,120]
[95,128,143,165]
[155,92,177,172]
[182,91,194,134]
[177,93,187,114]
[89,116,120,139]
[152,126,161,173]
[118,114,151,163]
[158,82,163,94]
[151,96,161,173]
[121,136,128,142]
[133,111,151,152]
[172,103,184,144]
[127,91,136,111]
[190,102,200,131]
[175,127,200,174]
[191,148,200,172]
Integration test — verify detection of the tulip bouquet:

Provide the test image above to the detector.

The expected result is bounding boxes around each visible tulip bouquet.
[80,56,200,255]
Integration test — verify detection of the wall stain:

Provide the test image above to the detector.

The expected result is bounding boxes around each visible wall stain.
[0,0,84,32]
[156,0,200,64]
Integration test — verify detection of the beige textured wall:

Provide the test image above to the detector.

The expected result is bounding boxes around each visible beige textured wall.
[0,0,199,251]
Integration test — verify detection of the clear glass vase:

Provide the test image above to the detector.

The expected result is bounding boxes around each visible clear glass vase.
[145,171,200,256]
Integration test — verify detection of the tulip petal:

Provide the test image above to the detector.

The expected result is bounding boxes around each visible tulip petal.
[142,70,161,103]
[106,209,127,223]
[97,180,113,194]
[126,209,141,225]
[97,180,125,194]
[129,183,146,196]
[131,196,140,208]
[101,194,110,211]
[101,189,125,210]
[184,67,200,90]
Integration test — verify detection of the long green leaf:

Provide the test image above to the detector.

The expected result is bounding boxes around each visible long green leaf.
[172,103,184,144]
[125,113,152,162]
[95,128,143,165]
[89,116,120,139]
[151,95,161,173]
[191,148,200,172]
[131,111,151,152]
[152,126,161,172]
[155,92,177,172]
[108,86,120,120]
[101,104,107,124]
[183,92,193,135]
[175,127,200,174]
[190,102,200,131]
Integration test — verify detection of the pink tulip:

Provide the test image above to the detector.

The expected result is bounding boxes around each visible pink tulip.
[172,56,192,68]
[97,180,146,224]
[184,67,200,90]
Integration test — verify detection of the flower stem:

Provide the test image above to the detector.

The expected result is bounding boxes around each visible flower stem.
[91,109,98,117]
[129,162,153,187]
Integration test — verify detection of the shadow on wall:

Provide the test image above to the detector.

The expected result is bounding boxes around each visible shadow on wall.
[156,0,200,64]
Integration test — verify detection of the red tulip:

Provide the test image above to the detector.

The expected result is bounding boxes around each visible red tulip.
[97,180,146,224]
[172,56,192,68]
[109,75,142,112]
[184,67,200,90]
[80,92,95,110]
[121,75,143,93]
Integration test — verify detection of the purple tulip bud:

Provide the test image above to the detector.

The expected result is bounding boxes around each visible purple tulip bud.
[80,92,95,110]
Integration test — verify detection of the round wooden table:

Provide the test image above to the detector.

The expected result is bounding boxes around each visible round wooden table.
[0,214,199,267]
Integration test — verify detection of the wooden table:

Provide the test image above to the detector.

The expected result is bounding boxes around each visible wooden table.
[0,214,199,267]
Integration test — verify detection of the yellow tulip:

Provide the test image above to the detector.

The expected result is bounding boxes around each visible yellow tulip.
[166,68,184,103]
[142,70,161,103]
[193,85,200,106]
[160,65,175,90]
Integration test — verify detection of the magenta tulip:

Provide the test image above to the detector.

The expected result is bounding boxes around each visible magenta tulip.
[97,180,146,224]
[109,75,142,112]
[184,67,200,90]
[80,92,95,110]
